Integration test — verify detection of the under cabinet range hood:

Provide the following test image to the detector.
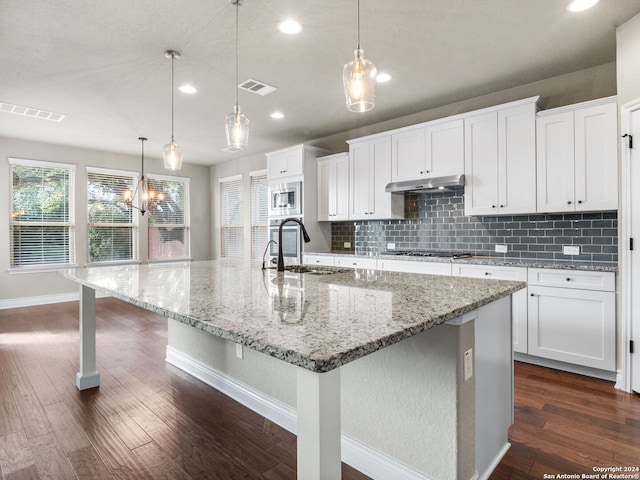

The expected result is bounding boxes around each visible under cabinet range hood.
[385,174,465,193]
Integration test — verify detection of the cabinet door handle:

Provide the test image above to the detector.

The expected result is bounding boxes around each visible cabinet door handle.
[578,200,583,204]
[530,293,534,297]
[419,170,424,174]
[566,277,571,282]
[567,200,572,205]
[492,205,496,208]
[484,272,490,276]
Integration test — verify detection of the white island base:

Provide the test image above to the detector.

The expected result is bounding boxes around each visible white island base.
[165,296,513,480]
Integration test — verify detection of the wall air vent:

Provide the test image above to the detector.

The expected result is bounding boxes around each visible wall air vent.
[0,102,66,122]
[238,79,277,96]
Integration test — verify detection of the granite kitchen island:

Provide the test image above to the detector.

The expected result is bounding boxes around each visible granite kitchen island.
[61,259,525,480]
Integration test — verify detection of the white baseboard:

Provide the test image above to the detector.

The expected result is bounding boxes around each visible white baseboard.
[165,346,437,480]
[476,442,510,480]
[0,291,109,310]
[514,353,617,382]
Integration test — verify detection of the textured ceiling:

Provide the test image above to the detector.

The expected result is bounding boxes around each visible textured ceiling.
[1,0,640,165]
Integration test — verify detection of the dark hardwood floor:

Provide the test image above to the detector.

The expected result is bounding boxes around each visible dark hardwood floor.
[0,298,638,479]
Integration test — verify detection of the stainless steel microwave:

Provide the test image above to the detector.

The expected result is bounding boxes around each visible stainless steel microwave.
[268,181,302,217]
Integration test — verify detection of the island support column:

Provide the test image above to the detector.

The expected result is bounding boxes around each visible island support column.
[76,285,101,390]
[296,368,341,480]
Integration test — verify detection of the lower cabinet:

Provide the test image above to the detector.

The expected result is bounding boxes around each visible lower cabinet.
[452,264,528,354]
[527,268,616,371]
[378,259,452,276]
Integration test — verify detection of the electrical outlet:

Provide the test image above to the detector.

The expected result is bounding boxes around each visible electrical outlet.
[563,245,580,256]
[344,241,351,249]
[464,348,473,381]
[495,244,508,253]
[236,343,243,359]
[387,242,396,250]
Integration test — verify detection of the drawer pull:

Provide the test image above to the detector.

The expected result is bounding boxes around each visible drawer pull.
[484,272,490,276]
[566,277,571,282]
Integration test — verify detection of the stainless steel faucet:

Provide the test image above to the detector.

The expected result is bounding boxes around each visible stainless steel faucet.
[277,218,311,272]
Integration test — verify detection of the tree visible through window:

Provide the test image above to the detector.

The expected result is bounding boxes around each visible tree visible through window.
[9,158,75,268]
[148,175,190,261]
[87,168,136,263]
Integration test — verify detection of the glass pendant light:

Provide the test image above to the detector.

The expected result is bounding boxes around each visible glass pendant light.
[343,0,377,112]
[163,50,183,170]
[124,137,165,215]
[225,0,250,151]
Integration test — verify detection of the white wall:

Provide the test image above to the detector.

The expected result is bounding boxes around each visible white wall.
[617,12,640,106]
[0,137,211,303]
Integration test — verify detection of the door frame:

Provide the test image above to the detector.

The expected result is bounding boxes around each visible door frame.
[619,97,640,393]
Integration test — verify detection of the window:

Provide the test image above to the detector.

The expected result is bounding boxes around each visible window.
[250,172,268,259]
[87,168,136,264]
[220,175,243,258]
[147,175,190,261]
[9,158,75,269]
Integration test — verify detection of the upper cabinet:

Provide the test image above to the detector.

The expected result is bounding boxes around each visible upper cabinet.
[464,97,542,216]
[266,144,331,182]
[391,119,464,183]
[348,135,404,221]
[317,153,349,222]
[536,97,618,213]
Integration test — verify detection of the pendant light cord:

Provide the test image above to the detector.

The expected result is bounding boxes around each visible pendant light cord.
[235,1,239,107]
[357,0,361,50]
[171,54,175,142]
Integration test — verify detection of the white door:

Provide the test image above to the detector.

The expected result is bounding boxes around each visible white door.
[391,127,426,182]
[370,136,393,219]
[317,159,332,221]
[623,102,640,393]
[333,154,350,221]
[426,118,464,178]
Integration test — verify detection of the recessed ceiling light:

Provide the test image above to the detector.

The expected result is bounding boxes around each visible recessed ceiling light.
[270,112,285,119]
[277,19,303,35]
[178,84,197,94]
[567,0,598,12]
[376,73,392,83]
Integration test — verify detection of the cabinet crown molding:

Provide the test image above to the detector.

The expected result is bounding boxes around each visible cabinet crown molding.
[537,95,617,117]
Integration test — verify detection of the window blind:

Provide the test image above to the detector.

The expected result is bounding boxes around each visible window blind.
[147,176,190,261]
[9,159,75,268]
[87,169,136,263]
[220,176,243,258]
[250,174,268,259]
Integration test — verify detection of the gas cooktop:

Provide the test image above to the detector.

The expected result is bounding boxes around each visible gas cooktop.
[383,250,473,258]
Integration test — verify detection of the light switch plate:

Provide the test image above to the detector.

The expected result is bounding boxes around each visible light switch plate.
[387,242,396,250]
[344,241,351,249]
[563,245,580,256]
[495,244,508,253]
[236,343,243,359]
[464,348,473,381]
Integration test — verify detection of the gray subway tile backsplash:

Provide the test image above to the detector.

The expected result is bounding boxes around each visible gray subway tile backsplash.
[330,190,618,263]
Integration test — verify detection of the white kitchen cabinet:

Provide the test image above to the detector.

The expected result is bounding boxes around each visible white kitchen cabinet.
[317,153,349,221]
[348,135,404,221]
[391,119,464,183]
[464,98,540,216]
[536,97,618,213]
[266,144,331,182]
[335,256,378,269]
[379,259,452,276]
[527,268,615,371]
[452,264,528,354]
[302,254,335,267]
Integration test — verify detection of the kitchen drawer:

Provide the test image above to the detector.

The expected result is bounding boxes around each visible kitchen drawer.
[451,263,527,282]
[303,254,335,267]
[379,259,451,276]
[335,256,378,269]
[527,268,615,292]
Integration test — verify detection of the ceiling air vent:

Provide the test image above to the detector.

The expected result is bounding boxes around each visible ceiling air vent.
[0,102,65,122]
[238,79,277,96]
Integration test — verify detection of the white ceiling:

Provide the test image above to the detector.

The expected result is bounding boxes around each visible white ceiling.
[1,0,640,166]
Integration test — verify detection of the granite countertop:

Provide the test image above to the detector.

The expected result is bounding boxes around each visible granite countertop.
[308,251,617,272]
[60,259,524,373]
